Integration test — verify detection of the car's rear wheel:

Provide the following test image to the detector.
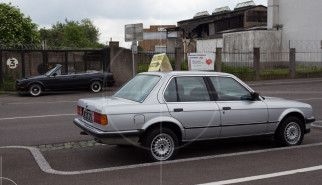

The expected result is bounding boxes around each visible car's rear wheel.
[29,84,42,97]
[90,81,102,93]
[275,117,304,146]
[142,127,179,162]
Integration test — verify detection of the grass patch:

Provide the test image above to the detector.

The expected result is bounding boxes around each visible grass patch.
[0,76,16,91]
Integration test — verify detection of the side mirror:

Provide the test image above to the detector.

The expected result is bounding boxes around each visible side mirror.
[251,92,260,101]
[52,73,57,77]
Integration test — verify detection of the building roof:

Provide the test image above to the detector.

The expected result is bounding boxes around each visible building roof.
[178,5,266,24]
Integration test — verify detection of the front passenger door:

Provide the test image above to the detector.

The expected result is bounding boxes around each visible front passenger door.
[209,76,268,138]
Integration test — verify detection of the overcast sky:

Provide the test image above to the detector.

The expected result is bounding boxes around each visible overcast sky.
[2,0,267,48]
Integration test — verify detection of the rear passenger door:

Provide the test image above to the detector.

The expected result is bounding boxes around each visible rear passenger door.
[164,76,221,141]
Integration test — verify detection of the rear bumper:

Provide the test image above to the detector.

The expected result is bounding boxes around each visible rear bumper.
[74,118,143,144]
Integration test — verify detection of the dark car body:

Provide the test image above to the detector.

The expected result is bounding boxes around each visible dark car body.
[16,64,115,96]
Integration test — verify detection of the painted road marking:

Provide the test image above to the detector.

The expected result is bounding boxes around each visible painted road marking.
[0,114,76,121]
[312,120,322,128]
[198,165,322,185]
[1,142,322,175]
[7,100,77,105]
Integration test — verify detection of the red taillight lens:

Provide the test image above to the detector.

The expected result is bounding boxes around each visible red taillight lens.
[94,112,108,125]
[77,106,83,116]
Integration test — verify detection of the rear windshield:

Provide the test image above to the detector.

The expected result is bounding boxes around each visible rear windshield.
[114,75,160,102]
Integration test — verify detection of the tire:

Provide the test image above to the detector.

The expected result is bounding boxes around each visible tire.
[142,127,179,162]
[29,84,42,97]
[274,117,304,146]
[90,81,102,93]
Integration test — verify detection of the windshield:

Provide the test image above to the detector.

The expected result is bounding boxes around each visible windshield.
[114,75,161,102]
[45,65,59,76]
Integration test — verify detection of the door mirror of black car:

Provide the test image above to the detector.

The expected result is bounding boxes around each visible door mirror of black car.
[251,92,260,101]
[52,73,57,77]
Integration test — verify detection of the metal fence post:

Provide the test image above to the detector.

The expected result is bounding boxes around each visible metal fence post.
[253,48,261,80]
[175,47,183,71]
[65,51,68,74]
[290,48,296,78]
[0,50,2,88]
[215,48,222,72]
[21,51,25,78]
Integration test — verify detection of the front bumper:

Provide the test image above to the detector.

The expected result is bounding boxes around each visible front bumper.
[73,118,143,142]
[305,117,315,134]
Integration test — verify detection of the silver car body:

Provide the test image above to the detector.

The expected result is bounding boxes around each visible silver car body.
[74,71,314,144]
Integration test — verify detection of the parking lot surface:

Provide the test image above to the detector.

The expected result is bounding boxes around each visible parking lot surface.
[1,78,322,185]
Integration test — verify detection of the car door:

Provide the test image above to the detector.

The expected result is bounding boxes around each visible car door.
[208,76,268,138]
[164,76,221,141]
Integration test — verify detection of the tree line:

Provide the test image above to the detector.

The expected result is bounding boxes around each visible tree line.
[0,3,105,49]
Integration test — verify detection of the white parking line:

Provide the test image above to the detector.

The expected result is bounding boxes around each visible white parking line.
[198,165,322,185]
[0,114,76,121]
[1,142,322,175]
[7,101,77,105]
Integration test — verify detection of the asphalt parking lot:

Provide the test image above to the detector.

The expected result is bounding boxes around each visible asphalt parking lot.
[1,78,322,185]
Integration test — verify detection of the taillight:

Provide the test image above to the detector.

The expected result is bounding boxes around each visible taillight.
[77,106,83,116]
[94,112,108,125]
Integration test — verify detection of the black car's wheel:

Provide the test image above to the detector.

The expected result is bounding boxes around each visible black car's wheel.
[90,81,102,93]
[29,84,42,97]
[274,117,304,146]
[142,127,179,162]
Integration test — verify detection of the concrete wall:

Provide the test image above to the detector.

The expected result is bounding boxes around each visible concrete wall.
[268,0,322,50]
[197,39,223,53]
[110,46,135,86]
[223,30,282,52]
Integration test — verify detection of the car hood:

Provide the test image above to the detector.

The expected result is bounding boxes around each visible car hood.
[18,75,46,81]
[263,96,312,109]
[78,96,139,113]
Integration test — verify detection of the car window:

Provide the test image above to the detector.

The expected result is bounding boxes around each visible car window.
[164,77,210,102]
[114,75,160,102]
[210,77,251,101]
[164,78,177,102]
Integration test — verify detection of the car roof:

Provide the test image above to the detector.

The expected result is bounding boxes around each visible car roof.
[139,71,234,78]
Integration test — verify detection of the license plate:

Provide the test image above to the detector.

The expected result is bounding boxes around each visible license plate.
[83,110,93,123]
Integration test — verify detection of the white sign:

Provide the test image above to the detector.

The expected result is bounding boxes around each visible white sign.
[188,53,215,71]
[125,23,143,42]
[7,58,19,69]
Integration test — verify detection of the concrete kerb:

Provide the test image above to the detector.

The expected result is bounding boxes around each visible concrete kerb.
[2,142,322,176]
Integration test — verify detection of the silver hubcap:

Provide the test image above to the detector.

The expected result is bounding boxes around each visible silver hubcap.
[151,134,174,161]
[91,83,101,92]
[284,122,301,145]
[30,85,41,96]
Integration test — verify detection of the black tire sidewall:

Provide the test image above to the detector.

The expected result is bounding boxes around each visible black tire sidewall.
[90,81,102,93]
[29,84,42,97]
[142,127,179,162]
[275,117,304,146]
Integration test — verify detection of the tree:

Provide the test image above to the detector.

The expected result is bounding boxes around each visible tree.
[39,18,104,48]
[0,3,40,45]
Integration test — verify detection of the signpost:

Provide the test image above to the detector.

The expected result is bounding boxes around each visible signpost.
[125,23,143,76]
[187,53,215,71]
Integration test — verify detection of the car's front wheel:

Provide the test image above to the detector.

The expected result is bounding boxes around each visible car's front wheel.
[29,84,42,97]
[90,81,102,93]
[275,117,304,146]
[142,127,179,162]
